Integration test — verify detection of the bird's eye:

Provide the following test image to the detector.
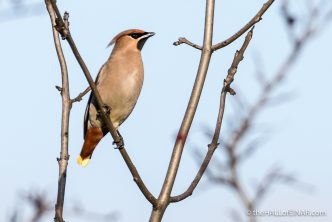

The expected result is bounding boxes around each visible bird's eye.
[129,33,140,39]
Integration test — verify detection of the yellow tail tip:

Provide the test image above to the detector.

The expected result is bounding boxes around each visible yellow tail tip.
[77,155,91,167]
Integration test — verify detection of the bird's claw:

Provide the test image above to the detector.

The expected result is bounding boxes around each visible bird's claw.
[102,105,111,116]
[96,105,111,121]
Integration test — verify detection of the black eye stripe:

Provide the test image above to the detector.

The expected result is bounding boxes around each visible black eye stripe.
[128,32,148,39]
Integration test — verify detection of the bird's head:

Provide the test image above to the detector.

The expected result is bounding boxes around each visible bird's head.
[108,29,155,51]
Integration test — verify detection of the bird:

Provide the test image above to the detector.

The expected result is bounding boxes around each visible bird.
[77,29,155,167]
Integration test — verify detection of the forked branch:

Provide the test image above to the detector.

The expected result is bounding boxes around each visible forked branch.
[150,1,215,219]
[170,28,254,203]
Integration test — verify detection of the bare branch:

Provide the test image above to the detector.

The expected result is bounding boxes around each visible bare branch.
[173,37,202,50]
[212,0,274,51]
[223,27,253,94]
[150,1,215,218]
[44,1,71,222]
[45,1,157,206]
[170,29,254,203]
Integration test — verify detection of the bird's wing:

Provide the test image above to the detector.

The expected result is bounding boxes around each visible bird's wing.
[83,92,93,139]
[83,64,106,138]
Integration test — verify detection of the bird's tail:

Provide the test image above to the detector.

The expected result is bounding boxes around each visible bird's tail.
[77,127,104,167]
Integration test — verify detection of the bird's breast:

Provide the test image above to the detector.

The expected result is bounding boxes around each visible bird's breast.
[95,54,144,127]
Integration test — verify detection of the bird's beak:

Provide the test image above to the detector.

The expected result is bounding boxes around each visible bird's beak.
[143,32,155,39]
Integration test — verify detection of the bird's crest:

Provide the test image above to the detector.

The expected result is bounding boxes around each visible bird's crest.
[107,29,146,47]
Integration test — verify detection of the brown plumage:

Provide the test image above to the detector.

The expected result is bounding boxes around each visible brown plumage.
[77,29,155,167]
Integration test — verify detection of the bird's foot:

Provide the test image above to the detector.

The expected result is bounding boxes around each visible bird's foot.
[96,105,112,121]
[113,130,124,149]
[102,105,111,116]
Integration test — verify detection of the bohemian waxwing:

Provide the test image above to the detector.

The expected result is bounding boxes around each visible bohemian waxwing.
[77,29,155,167]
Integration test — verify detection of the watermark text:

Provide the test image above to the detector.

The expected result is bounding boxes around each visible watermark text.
[247,209,327,217]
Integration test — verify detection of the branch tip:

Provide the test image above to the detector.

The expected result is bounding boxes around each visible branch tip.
[55,85,62,91]
[229,88,236,95]
[173,37,202,50]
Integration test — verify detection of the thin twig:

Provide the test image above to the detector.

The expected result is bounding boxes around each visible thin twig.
[170,28,254,203]
[212,0,274,51]
[45,1,71,222]
[173,37,202,50]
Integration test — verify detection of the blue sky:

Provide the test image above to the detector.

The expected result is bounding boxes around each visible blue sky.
[0,0,331,221]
